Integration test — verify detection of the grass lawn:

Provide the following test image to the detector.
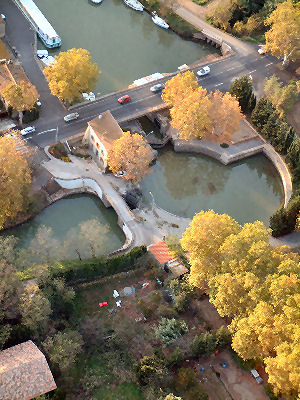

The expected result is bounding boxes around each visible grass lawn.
[240,34,265,45]
[95,383,144,400]
[166,12,198,34]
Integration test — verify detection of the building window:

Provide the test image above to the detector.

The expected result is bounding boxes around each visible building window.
[96,142,99,149]
[91,135,95,143]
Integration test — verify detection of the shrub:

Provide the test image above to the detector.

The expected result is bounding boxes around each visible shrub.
[186,384,209,400]
[176,367,197,391]
[155,318,188,346]
[48,246,147,283]
[191,327,231,357]
[270,196,300,237]
[49,142,68,159]
[169,278,196,313]
[166,346,185,367]
[220,143,229,148]
[156,304,178,319]
[136,298,156,318]
[23,106,40,123]
[134,354,167,386]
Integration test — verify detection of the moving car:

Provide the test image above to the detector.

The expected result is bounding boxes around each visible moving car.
[118,95,131,104]
[197,66,210,76]
[258,45,266,55]
[150,83,165,93]
[64,112,79,122]
[36,99,42,107]
[21,126,36,136]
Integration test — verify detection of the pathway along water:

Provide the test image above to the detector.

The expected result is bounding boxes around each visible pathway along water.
[35,0,216,94]
[4,194,125,255]
[141,148,284,225]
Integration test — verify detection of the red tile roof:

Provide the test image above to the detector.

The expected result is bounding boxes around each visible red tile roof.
[148,240,174,264]
[0,340,56,400]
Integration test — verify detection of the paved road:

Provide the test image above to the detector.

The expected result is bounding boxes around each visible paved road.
[1,0,277,148]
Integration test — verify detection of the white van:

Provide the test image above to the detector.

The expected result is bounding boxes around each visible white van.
[250,369,263,384]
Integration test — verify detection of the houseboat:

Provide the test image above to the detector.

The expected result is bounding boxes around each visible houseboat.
[16,0,61,48]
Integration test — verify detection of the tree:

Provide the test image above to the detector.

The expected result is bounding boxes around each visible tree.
[42,330,83,372]
[108,132,154,184]
[19,283,52,333]
[161,395,183,400]
[1,80,38,124]
[264,75,299,117]
[154,317,188,346]
[265,0,300,65]
[0,135,31,229]
[286,138,300,169]
[229,75,255,113]
[251,97,275,131]
[208,90,244,143]
[180,210,240,286]
[134,354,168,386]
[207,0,235,31]
[162,71,198,107]
[44,48,100,104]
[0,260,20,322]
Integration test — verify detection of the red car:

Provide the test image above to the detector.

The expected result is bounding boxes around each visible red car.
[118,95,131,104]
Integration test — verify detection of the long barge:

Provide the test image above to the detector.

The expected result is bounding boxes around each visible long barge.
[15,0,61,48]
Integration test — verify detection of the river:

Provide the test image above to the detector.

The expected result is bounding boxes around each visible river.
[35,0,216,94]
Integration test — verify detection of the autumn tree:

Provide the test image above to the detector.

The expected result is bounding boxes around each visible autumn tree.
[19,283,52,333]
[208,90,244,143]
[44,48,100,105]
[264,75,299,117]
[162,71,198,107]
[0,135,31,229]
[1,80,39,124]
[265,0,300,65]
[108,131,154,184]
[42,330,83,372]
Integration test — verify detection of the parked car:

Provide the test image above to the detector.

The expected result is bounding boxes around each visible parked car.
[118,95,131,104]
[36,99,42,107]
[250,369,263,384]
[150,83,165,93]
[197,66,210,76]
[21,126,36,136]
[64,112,79,122]
[1,14,6,21]
[258,45,266,55]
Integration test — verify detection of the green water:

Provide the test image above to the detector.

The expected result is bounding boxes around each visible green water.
[142,148,284,225]
[35,0,216,94]
[5,195,125,254]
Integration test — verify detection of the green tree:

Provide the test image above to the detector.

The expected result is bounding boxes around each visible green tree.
[251,97,275,131]
[155,317,188,346]
[44,48,100,104]
[1,81,39,124]
[229,75,255,113]
[42,330,83,372]
[286,138,300,169]
[134,354,168,386]
[161,395,183,400]
[264,75,299,117]
[0,260,20,322]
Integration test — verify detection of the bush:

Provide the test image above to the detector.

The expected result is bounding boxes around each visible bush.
[23,106,40,123]
[134,354,167,386]
[156,304,178,319]
[186,384,209,400]
[220,143,229,148]
[49,142,68,159]
[191,327,231,357]
[169,278,196,313]
[155,318,188,346]
[270,196,300,237]
[166,347,185,367]
[136,298,156,318]
[48,246,147,283]
[176,367,197,391]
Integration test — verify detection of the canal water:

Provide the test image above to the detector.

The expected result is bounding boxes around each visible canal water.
[141,148,284,225]
[4,195,125,255]
[35,0,216,94]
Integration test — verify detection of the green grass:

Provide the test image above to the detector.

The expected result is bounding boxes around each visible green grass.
[239,34,265,45]
[95,382,145,400]
[166,12,198,34]
[192,0,208,5]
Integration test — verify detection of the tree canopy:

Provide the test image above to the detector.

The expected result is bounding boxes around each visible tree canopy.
[265,0,300,64]
[1,81,38,124]
[0,134,31,229]
[264,75,299,117]
[44,48,100,104]
[108,131,154,184]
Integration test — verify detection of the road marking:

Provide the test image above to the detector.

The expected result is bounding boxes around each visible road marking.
[36,128,56,136]
[265,62,273,67]
[248,70,256,74]
[214,83,223,87]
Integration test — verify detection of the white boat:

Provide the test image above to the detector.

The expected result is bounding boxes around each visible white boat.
[152,11,169,29]
[123,0,144,12]
[89,0,103,4]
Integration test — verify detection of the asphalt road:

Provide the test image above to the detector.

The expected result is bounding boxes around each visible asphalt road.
[1,0,277,148]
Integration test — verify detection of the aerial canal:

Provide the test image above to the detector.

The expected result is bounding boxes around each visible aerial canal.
[4,195,125,255]
[141,148,284,225]
[35,0,216,94]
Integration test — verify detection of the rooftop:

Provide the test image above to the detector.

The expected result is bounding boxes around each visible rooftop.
[0,340,56,400]
[88,110,123,150]
[148,240,174,264]
[0,62,30,91]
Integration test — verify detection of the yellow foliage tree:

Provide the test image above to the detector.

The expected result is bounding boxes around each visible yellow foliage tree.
[108,131,153,184]
[1,80,38,125]
[265,0,300,65]
[208,90,244,143]
[162,71,198,107]
[0,134,31,229]
[180,210,241,287]
[169,87,212,140]
[44,48,100,104]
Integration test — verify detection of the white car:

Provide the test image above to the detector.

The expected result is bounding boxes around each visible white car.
[197,66,210,76]
[21,126,36,136]
[1,14,6,21]
[258,45,266,55]
[36,99,42,107]
[64,112,79,122]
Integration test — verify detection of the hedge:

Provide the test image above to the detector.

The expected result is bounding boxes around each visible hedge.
[48,245,147,283]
